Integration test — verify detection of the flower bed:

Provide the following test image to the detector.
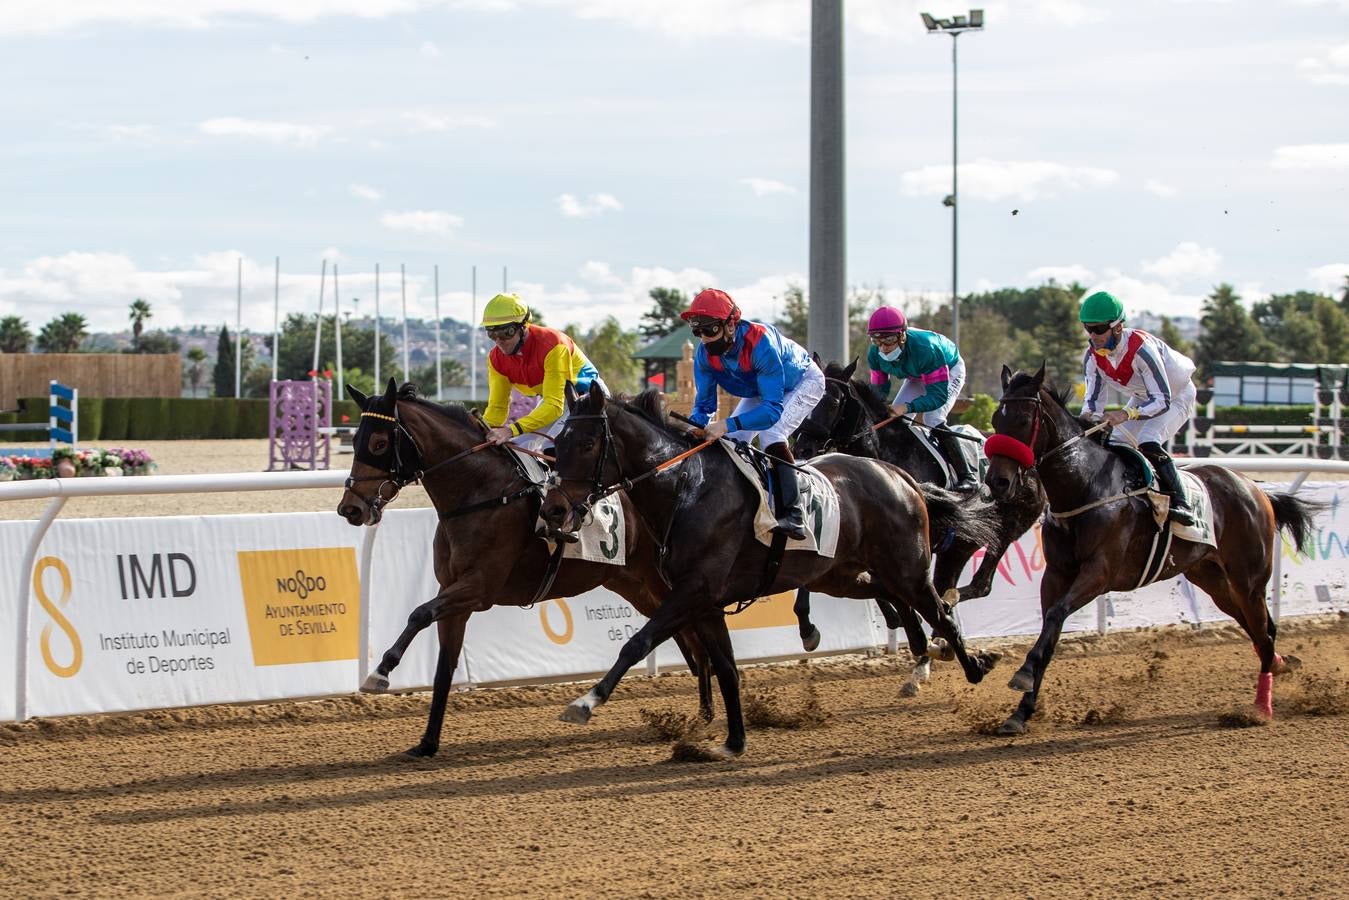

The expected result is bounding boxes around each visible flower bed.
[0,448,157,481]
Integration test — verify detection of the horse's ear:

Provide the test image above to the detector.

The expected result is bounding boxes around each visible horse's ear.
[843,357,858,379]
[1001,364,1013,391]
[564,381,578,412]
[1032,362,1047,389]
[812,351,822,367]
[346,384,368,407]
[383,377,398,405]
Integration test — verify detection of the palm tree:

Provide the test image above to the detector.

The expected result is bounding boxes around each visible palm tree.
[36,313,89,354]
[185,347,208,397]
[129,298,153,352]
[0,315,32,353]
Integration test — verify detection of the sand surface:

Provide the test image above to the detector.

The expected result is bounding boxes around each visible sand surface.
[0,617,1345,898]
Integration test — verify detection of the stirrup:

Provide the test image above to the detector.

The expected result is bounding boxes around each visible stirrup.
[773,512,807,541]
[1167,502,1196,526]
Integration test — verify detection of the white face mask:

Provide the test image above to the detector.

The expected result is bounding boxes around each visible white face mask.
[879,344,903,362]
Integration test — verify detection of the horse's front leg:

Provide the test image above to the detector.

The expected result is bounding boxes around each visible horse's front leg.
[888,600,935,698]
[406,612,470,758]
[793,588,821,652]
[561,593,697,725]
[1000,569,1103,734]
[362,579,490,692]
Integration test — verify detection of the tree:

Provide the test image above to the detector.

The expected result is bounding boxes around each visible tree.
[134,330,181,355]
[638,287,689,341]
[271,313,397,385]
[36,313,88,353]
[184,347,208,397]
[1193,284,1277,381]
[409,357,468,395]
[1031,286,1083,388]
[211,326,254,396]
[129,298,152,351]
[773,283,809,346]
[0,315,32,353]
[954,307,1017,397]
[1158,316,1192,359]
[573,316,641,395]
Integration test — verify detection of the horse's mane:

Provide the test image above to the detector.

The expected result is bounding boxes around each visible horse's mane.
[599,387,703,444]
[394,382,477,428]
[1007,371,1073,410]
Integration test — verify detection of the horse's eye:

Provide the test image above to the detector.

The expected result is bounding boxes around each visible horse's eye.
[370,434,390,455]
[580,439,596,453]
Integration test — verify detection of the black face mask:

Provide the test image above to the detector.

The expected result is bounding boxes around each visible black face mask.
[704,334,732,356]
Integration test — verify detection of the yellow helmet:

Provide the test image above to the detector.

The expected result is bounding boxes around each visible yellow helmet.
[481,293,530,327]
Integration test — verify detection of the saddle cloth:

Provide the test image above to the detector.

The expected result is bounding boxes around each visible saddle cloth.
[910,422,984,489]
[1146,469,1216,548]
[508,447,627,566]
[718,442,841,558]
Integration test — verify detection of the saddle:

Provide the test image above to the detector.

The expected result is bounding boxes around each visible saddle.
[905,421,985,490]
[719,441,841,558]
[1103,444,1214,546]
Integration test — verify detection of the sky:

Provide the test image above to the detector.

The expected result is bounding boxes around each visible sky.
[1,0,1347,339]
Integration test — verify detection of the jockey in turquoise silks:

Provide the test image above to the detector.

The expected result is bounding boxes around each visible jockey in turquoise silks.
[683,288,825,540]
[865,306,979,491]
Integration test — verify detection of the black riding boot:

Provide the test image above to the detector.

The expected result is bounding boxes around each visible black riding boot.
[1141,442,1196,527]
[934,425,980,492]
[766,442,807,540]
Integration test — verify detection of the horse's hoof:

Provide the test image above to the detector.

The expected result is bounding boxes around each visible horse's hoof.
[996,716,1027,736]
[1275,653,1303,675]
[1008,669,1034,693]
[981,651,1003,670]
[710,743,745,760]
[560,701,593,725]
[361,673,390,693]
[402,742,437,759]
[899,681,920,698]
[929,639,956,663]
[802,626,822,653]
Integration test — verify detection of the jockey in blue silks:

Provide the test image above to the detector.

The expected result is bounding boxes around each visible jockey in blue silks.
[682,288,825,540]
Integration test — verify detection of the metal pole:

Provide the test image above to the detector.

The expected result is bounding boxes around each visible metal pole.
[401,263,410,383]
[502,265,507,293]
[808,0,847,365]
[334,265,344,398]
[235,257,243,398]
[471,265,478,401]
[951,33,960,347]
[272,256,280,382]
[374,263,381,387]
[434,265,443,401]
[312,259,327,377]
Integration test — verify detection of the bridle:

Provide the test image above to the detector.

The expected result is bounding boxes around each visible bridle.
[797,377,873,453]
[986,387,1110,472]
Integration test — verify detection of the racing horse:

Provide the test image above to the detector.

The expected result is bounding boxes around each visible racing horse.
[790,359,1043,693]
[540,386,999,758]
[337,379,713,757]
[984,365,1318,734]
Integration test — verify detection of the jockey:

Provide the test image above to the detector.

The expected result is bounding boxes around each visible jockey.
[481,293,605,453]
[865,306,979,491]
[1079,290,1197,526]
[682,288,825,540]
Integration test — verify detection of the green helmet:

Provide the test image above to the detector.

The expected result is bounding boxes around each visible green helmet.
[1079,290,1125,324]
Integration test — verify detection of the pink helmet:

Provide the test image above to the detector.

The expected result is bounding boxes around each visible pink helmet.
[867,306,907,333]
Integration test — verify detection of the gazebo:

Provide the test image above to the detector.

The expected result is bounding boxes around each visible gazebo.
[633,330,695,391]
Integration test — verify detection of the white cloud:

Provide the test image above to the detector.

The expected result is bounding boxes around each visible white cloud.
[577,260,626,289]
[379,210,464,236]
[1309,263,1349,295]
[1027,0,1108,27]
[1027,264,1096,285]
[1088,271,1210,320]
[1141,242,1222,280]
[557,193,623,218]
[105,124,154,140]
[1297,41,1349,85]
[1143,178,1177,198]
[348,183,383,202]
[1271,143,1349,169]
[419,40,441,58]
[900,159,1120,201]
[739,177,797,197]
[199,117,331,146]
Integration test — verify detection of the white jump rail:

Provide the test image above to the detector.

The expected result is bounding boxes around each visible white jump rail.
[2,458,1343,721]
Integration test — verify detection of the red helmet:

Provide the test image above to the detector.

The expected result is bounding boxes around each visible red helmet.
[680,288,741,324]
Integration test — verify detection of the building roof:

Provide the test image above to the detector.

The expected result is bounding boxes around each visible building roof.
[1213,361,1349,384]
[632,330,695,360]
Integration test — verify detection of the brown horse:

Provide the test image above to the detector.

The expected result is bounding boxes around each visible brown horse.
[984,365,1318,735]
[540,386,999,758]
[336,379,712,757]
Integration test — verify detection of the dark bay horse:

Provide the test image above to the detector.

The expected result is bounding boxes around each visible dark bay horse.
[540,386,998,758]
[985,365,1318,734]
[794,359,1045,602]
[336,379,712,757]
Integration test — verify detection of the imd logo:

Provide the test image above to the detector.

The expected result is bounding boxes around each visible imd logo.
[34,556,82,678]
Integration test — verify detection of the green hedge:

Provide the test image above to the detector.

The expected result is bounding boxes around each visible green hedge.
[101,398,130,441]
[1212,405,1313,426]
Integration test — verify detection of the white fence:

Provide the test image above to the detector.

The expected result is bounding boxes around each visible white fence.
[1,459,1346,723]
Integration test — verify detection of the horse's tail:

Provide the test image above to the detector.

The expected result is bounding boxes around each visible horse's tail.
[1266,491,1323,554]
[920,485,1004,554]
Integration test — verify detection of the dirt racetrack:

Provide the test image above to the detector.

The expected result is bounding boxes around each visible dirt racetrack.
[0,616,1346,898]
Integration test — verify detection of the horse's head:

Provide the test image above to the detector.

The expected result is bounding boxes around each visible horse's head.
[794,358,859,458]
[540,382,622,535]
[986,362,1081,500]
[337,377,426,526]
